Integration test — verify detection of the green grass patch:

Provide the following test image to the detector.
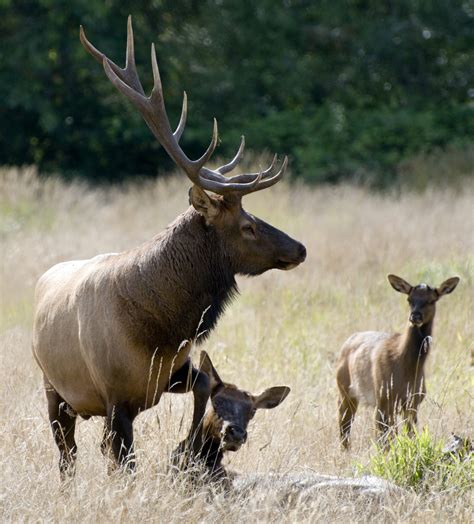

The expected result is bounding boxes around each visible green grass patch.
[357,428,473,492]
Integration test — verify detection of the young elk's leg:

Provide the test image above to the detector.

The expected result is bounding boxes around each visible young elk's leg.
[338,394,358,450]
[403,381,425,436]
[45,379,77,480]
[402,393,423,436]
[402,405,418,436]
[375,401,395,448]
[167,359,210,465]
[336,364,358,450]
[106,404,136,472]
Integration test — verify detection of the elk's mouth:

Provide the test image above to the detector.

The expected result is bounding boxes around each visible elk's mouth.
[276,245,307,270]
[410,320,424,328]
[276,259,299,270]
[222,441,242,452]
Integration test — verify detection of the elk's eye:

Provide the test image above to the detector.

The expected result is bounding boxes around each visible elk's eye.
[242,224,256,238]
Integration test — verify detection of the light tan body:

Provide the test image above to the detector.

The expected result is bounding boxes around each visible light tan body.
[339,331,407,408]
[336,274,459,448]
[337,327,430,448]
[33,252,189,417]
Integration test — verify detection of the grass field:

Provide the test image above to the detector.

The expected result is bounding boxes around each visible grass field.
[0,166,472,522]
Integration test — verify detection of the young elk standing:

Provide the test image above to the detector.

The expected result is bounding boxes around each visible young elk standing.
[33,17,305,480]
[169,351,290,481]
[336,274,460,448]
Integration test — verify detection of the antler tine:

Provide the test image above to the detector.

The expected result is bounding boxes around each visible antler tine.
[202,148,277,187]
[150,42,217,178]
[174,92,188,142]
[229,155,288,196]
[250,156,288,193]
[212,153,279,185]
[125,15,136,69]
[197,152,283,195]
[261,154,278,178]
[198,172,262,195]
[195,118,219,170]
[150,42,164,100]
[80,16,145,96]
[216,136,245,175]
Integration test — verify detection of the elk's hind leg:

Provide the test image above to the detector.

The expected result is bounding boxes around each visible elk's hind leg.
[45,378,77,480]
[375,400,395,448]
[336,363,358,450]
[338,393,358,450]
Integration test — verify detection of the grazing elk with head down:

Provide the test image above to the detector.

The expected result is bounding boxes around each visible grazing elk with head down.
[336,274,459,449]
[169,351,290,480]
[32,17,306,479]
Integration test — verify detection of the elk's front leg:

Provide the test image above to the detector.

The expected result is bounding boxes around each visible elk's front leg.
[167,359,210,466]
[375,399,396,448]
[402,382,425,436]
[105,404,136,473]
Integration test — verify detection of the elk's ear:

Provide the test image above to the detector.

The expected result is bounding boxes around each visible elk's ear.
[253,386,290,410]
[199,351,223,391]
[189,186,219,223]
[436,276,460,297]
[388,274,412,295]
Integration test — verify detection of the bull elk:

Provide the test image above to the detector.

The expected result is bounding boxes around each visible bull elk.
[32,16,306,480]
[336,274,459,448]
[169,351,290,481]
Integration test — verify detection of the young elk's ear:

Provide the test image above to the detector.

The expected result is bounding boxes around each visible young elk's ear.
[436,276,460,297]
[253,386,290,410]
[387,274,413,295]
[199,351,223,391]
[189,186,219,223]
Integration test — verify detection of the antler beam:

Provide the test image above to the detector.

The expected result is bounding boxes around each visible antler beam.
[80,16,287,196]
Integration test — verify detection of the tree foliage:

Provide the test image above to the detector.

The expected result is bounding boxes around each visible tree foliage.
[1,0,472,184]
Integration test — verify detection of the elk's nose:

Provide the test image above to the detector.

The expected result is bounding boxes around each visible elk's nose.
[226,425,247,443]
[298,244,307,262]
[410,312,423,325]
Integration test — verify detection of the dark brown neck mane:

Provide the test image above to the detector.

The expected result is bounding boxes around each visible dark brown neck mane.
[112,208,237,351]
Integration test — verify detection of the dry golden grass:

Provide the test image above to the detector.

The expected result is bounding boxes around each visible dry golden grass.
[0,166,473,522]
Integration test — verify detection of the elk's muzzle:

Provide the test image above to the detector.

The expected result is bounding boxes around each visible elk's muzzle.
[223,424,247,451]
[276,242,307,270]
[409,312,423,327]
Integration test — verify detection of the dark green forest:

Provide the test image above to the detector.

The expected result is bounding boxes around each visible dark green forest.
[1,0,473,185]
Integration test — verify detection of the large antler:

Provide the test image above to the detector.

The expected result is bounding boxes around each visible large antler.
[80,16,287,196]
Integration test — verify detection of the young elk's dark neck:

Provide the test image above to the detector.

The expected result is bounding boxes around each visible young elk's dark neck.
[199,435,225,478]
[400,320,434,365]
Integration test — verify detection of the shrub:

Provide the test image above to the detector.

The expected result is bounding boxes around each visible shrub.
[358,428,473,492]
